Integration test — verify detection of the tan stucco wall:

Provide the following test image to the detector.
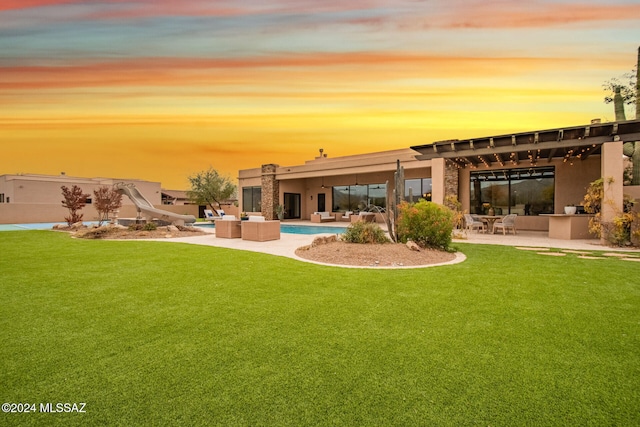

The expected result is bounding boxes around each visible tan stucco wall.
[554,157,601,209]
[0,203,199,224]
[0,175,162,206]
[0,174,198,224]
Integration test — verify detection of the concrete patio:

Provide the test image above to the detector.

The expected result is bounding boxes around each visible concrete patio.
[146,221,638,268]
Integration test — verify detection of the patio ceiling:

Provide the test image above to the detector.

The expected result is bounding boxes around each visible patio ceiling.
[411,120,640,168]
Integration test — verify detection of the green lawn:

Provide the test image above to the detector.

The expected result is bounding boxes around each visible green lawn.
[1,231,639,426]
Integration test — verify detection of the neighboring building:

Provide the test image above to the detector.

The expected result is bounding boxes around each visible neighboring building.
[0,173,199,224]
[238,119,640,236]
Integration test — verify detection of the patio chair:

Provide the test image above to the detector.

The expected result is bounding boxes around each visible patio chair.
[493,214,517,235]
[464,214,485,233]
[204,209,215,220]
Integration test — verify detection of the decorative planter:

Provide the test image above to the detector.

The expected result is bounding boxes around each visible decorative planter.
[564,206,577,215]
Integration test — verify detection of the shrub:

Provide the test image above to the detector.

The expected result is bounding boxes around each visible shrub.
[342,221,390,244]
[583,177,639,245]
[128,222,157,231]
[444,195,464,230]
[144,222,158,231]
[396,200,454,250]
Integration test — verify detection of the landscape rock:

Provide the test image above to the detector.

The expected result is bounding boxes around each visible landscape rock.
[311,235,338,247]
[406,240,421,252]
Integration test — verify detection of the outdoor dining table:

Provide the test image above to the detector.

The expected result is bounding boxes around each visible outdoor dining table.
[478,215,504,233]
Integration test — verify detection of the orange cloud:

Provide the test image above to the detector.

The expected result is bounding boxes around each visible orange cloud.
[1,52,604,92]
[0,0,75,11]
[436,2,640,28]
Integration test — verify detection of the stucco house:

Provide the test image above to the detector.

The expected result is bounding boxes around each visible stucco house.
[238,119,640,240]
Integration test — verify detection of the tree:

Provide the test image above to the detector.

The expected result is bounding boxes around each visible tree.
[61,185,90,225]
[94,186,123,225]
[186,167,236,214]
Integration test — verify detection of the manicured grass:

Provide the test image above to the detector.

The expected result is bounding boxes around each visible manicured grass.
[1,231,639,426]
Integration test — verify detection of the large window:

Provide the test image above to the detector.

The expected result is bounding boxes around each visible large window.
[242,186,262,212]
[470,167,554,215]
[405,178,432,202]
[332,184,386,212]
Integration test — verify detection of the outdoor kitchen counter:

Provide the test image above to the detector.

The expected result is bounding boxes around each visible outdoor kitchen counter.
[541,214,595,240]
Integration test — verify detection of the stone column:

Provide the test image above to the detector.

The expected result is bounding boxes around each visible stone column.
[444,161,459,203]
[261,164,279,220]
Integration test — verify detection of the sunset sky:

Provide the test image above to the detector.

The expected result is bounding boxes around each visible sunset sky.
[2,0,639,189]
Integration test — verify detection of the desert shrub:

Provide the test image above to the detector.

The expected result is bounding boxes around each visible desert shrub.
[444,195,464,230]
[128,222,157,231]
[396,200,454,250]
[144,222,157,231]
[583,177,638,245]
[342,221,390,244]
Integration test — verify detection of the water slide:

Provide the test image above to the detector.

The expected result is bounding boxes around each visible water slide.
[114,182,196,226]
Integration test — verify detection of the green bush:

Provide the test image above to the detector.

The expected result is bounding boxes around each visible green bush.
[397,200,454,250]
[128,222,157,231]
[342,221,390,244]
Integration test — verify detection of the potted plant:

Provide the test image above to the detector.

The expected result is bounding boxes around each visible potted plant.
[276,205,285,220]
[564,204,576,215]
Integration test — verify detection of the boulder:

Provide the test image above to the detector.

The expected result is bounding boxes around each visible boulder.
[311,235,337,247]
[406,240,421,252]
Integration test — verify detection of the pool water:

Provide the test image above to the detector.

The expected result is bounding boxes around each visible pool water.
[195,223,347,235]
[0,222,104,231]
[0,222,347,235]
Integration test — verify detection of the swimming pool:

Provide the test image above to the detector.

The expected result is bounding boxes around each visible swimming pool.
[0,222,348,235]
[195,223,347,235]
[0,222,104,231]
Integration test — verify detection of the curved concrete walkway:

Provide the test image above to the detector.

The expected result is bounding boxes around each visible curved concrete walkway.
[146,223,639,269]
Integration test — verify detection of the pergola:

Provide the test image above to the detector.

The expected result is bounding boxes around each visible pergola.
[411,120,640,168]
[411,119,640,243]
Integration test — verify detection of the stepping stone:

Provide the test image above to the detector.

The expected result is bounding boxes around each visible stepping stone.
[538,252,566,256]
[516,247,550,251]
[622,257,640,262]
[578,255,606,260]
[562,250,592,255]
[602,252,638,258]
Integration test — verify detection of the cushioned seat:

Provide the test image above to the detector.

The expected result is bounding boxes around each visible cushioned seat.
[464,214,485,233]
[493,214,517,235]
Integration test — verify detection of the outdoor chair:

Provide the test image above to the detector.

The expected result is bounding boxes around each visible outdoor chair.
[311,212,336,223]
[350,212,376,223]
[493,214,517,235]
[464,214,485,233]
[337,211,354,222]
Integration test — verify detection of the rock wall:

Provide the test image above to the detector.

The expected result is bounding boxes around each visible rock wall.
[261,164,279,220]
